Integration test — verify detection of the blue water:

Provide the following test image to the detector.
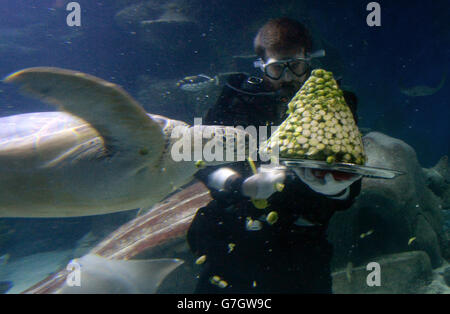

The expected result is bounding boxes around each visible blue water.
[1,0,448,165]
[0,0,448,294]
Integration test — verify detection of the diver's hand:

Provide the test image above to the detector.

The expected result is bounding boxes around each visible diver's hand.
[241,167,286,199]
[293,168,361,198]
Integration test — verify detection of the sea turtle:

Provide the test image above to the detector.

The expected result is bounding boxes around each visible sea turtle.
[21,181,211,294]
[0,67,248,218]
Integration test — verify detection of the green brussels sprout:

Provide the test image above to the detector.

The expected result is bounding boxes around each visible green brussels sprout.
[261,69,366,165]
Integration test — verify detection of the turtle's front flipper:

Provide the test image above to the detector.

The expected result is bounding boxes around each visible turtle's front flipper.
[4,67,165,162]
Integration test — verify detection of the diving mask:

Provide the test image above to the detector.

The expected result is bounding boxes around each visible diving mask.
[254,49,326,80]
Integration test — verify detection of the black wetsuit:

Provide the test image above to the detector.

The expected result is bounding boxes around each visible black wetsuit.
[187,73,361,294]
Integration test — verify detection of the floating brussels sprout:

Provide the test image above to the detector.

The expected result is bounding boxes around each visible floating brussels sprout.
[262,69,366,165]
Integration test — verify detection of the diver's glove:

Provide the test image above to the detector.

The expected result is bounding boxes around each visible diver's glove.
[241,167,286,199]
[206,166,285,201]
[205,167,247,204]
[207,167,242,192]
[293,168,361,199]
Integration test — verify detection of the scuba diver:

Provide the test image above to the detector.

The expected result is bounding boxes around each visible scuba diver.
[186,18,362,293]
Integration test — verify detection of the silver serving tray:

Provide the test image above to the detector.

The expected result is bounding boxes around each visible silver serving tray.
[280,159,405,179]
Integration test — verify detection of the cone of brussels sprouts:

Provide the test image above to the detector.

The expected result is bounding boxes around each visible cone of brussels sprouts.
[262,69,366,165]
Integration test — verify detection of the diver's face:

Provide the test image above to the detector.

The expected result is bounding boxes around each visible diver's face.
[263,49,309,96]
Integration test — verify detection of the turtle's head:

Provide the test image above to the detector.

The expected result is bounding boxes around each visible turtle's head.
[168,124,253,166]
[143,116,254,194]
